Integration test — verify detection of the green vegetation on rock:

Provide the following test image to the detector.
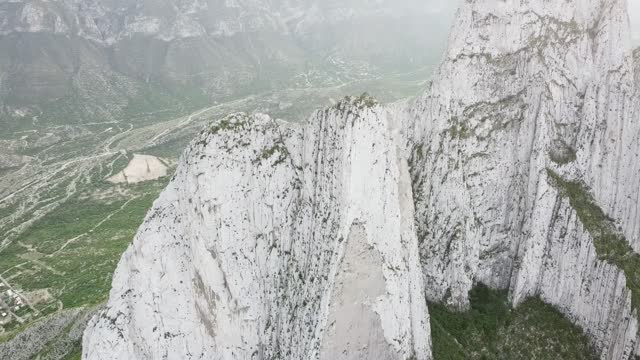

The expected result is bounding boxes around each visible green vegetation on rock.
[429,285,598,360]
[549,140,577,165]
[355,93,379,108]
[259,143,290,167]
[448,121,472,140]
[208,114,251,136]
[61,340,82,360]
[546,169,640,311]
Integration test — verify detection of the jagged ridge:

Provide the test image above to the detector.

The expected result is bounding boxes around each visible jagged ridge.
[82,96,431,359]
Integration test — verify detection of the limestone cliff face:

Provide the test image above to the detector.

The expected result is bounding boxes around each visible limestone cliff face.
[83,0,640,359]
[83,101,431,359]
[405,0,640,358]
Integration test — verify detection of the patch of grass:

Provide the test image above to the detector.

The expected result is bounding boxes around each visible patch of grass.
[430,285,598,360]
[0,167,18,177]
[355,92,378,108]
[26,191,157,308]
[0,201,20,221]
[258,143,290,167]
[0,179,167,333]
[499,298,598,359]
[207,113,251,136]
[0,321,31,343]
[448,121,472,140]
[108,153,131,177]
[16,198,125,255]
[429,286,510,359]
[547,169,640,311]
[63,344,82,360]
[122,83,208,126]
[144,135,192,159]
[41,135,111,166]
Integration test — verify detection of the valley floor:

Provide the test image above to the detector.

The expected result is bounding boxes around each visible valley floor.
[0,69,434,358]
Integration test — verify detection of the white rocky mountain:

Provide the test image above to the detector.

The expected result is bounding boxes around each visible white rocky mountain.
[83,0,640,359]
[83,99,432,359]
[405,0,640,358]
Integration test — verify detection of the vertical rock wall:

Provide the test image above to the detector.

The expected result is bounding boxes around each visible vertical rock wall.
[83,100,431,359]
[405,0,640,358]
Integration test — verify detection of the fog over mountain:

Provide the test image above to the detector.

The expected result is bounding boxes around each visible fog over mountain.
[0,0,458,133]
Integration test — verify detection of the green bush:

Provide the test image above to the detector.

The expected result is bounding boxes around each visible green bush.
[547,169,640,311]
[430,285,597,360]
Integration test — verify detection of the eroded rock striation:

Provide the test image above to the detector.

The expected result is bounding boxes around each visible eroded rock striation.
[84,0,640,359]
[83,101,431,359]
[404,0,640,358]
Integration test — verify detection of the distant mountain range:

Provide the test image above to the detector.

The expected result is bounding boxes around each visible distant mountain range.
[0,0,456,132]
